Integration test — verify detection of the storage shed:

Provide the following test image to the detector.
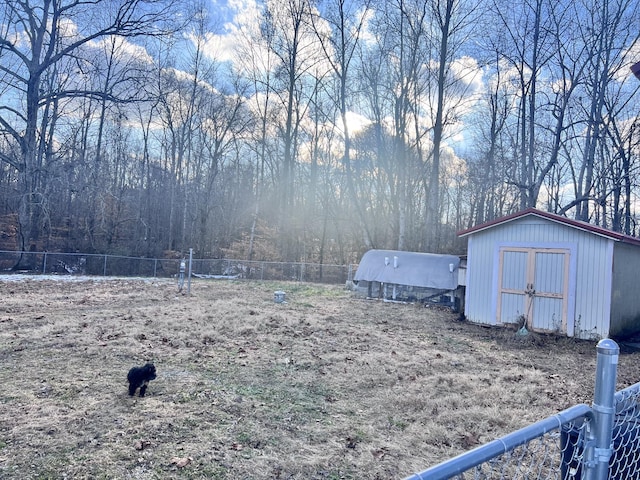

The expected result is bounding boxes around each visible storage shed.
[352,249,463,310]
[458,208,640,340]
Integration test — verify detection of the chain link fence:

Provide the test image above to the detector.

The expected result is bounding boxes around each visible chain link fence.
[405,339,640,480]
[0,250,355,285]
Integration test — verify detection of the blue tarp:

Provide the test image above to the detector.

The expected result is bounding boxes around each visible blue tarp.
[353,250,460,290]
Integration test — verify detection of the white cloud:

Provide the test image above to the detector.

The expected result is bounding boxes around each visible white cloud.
[451,56,483,93]
[344,111,371,134]
[356,7,377,45]
[616,42,640,84]
[88,35,154,65]
[196,0,263,63]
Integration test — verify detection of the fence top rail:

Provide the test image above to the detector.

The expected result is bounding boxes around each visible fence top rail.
[0,250,351,268]
[403,403,593,480]
[0,250,356,268]
[615,382,640,414]
[191,259,349,268]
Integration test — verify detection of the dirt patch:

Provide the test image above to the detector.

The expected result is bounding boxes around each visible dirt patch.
[0,278,638,479]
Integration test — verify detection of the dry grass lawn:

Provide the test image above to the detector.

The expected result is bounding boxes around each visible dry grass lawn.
[1,277,640,479]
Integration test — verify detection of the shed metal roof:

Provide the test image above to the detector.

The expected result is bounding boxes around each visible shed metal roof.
[457,208,640,246]
[354,249,460,290]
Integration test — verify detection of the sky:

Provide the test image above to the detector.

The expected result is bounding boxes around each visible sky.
[203,0,262,63]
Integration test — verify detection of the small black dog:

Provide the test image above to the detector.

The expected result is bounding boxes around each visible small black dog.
[127,363,157,397]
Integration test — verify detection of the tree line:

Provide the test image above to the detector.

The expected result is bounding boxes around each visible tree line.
[1,0,639,268]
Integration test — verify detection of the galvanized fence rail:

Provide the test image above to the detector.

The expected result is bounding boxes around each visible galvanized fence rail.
[405,339,640,480]
[0,250,355,285]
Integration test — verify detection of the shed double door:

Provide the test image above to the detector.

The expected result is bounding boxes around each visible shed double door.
[497,247,570,333]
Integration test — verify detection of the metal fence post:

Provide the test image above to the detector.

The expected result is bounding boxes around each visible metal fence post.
[583,338,619,480]
[187,248,193,295]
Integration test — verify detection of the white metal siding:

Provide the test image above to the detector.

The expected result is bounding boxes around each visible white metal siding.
[531,251,568,332]
[535,252,565,294]
[464,216,613,339]
[498,250,527,324]
[464,235,497,325]
[534,297,563,330]
[503,251,527,290]
[573,235,612,338]
[499,293,525,323]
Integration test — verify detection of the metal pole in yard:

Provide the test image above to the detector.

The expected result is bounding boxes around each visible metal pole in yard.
[187,248,193,295]
[583,338,619,480]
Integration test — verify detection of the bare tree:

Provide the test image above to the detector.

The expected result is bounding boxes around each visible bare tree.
[234,5,280,261]
[312,0,375,249]
[259,0,325,259]
[489,0,557,211]
[0,0,177,261]
[465,51,514,225]
[569,0,640,222]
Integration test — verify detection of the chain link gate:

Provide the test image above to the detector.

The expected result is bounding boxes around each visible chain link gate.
[405,339,640,480]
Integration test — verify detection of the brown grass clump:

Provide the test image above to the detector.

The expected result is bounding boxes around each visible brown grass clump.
[0,278,638,479]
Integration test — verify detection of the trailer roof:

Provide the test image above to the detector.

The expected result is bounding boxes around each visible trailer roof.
[354,250,460,290]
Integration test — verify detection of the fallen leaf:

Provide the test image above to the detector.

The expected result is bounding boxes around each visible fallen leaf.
[460,433,479,449]
[134,440,152,451]
[171,456,192,468]
[371,448,387,460]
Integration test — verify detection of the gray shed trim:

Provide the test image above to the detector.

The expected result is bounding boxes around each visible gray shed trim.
[354,249,460,290]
